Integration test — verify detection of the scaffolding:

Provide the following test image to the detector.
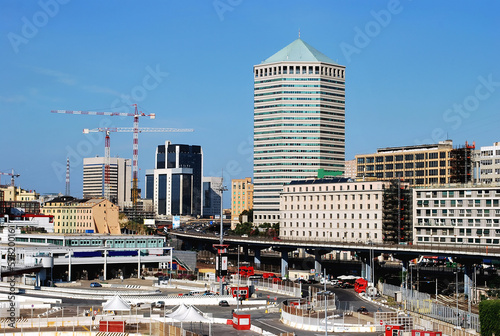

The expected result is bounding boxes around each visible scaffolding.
[382,179,412,244]
[449,141,475,184]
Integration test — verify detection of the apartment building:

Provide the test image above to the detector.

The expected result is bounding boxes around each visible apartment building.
[356,140,474,187]
[279,179,411,244]
[41,196,120,234]
[413,184,500,246]
[231,177,253,226]
[476,142,500,184]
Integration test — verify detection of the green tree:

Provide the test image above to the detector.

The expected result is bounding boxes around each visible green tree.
[479,300,500,336]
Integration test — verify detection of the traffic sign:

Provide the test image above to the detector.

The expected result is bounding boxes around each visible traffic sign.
[379,320,383,325]
[94,310,98,316]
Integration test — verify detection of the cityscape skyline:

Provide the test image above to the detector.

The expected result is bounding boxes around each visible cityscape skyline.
[1,1,499,202]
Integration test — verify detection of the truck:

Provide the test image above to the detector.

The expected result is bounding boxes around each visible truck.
[354,278,369,293]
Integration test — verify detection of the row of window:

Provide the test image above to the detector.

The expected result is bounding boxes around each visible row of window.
[254,66,344,78]
[283,213,379,220]
[282,230,377,239]
[417,199,500,207]
[358,152,447,164]
[285,203,380,210]
[282,221,379,229]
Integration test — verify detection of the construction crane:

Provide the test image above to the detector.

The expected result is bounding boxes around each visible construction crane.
[82,127,194,203]
[52,104,155,207]
[0,169,20,187]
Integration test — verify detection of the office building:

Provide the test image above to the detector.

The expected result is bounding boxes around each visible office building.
[253,38,346,225]
[145,141,203,217]
[40,196,120,234]
[83,157,131,208]
[203,176,223,218]
[476,141,500,184]
[231,177,253,226]
[279,179,411,244]
[356,140,475,187]
[413,184,500,246]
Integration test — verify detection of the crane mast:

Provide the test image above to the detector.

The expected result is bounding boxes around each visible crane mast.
[82,126,194,205]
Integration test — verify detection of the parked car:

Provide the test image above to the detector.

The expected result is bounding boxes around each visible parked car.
[90,282,102,287]
[272,236,281,241]
[357,306,369,315]
[155,301,165,308]
[219,300,229,307]
[241,234,249,237]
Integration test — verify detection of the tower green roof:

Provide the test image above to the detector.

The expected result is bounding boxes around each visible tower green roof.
[262,38,337,64]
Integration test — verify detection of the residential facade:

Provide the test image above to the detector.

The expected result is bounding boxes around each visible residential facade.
[0,186,39,202]
[145,141,203,217]
[279,179,410,244]
[476,142,500,184]
[202,176,223,218]
[356,140,475,187]
[413,184,500,246]
[83,157,132,208]
[253,38,346,225]
[231,177,253,225]
[344,159,357,179]
[40,196,120,234]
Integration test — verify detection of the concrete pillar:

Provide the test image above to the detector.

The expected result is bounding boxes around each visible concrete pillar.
[463,263,473,298]
[280,250,289,278]
[103,249,107,281]
[314,252,322,276]
[254,249,262,269]
[68,252,72,282]
[401,259,409,289]
[138,249,141,279]
[244,246,250,262]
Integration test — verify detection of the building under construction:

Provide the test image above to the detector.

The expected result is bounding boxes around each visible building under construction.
[449,141,475,184]
[382,180,412,244]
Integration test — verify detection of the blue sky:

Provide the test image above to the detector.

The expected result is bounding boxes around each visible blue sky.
[1,1,499,203]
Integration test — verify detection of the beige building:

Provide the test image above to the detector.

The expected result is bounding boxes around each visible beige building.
[0,186,39,202]
[344,159,357,179]
[356,140,474,187]
[41,196,120,234]
[231,178,253,226]
[280,179,399,243]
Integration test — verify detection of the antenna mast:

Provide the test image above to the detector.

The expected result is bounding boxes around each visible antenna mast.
[65,158,70,196]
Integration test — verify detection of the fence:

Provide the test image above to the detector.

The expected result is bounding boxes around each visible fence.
[382,283,480,333]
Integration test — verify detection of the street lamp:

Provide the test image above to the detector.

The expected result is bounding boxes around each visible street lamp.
[455,268,459,327]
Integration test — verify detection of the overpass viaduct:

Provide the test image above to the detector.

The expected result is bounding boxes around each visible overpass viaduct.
[172,231,500,296]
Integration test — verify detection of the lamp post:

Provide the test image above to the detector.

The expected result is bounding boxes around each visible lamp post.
[455,268,459,327]
[237,245,240,313]
[218,178,227,295]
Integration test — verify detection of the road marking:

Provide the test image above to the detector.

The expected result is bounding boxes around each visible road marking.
[256,320,288,333]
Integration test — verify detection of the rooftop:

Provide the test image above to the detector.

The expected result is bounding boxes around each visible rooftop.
[262,38,337,65]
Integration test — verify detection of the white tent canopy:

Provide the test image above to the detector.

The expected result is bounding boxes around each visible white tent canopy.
[167,304,189,319]
[102,295,131,311]
[168,305,210,322]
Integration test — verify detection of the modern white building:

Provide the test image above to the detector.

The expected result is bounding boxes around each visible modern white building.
[83,157,131,208]
[253,38,346,225]
[413,184,500,246]
[476,142,500,184]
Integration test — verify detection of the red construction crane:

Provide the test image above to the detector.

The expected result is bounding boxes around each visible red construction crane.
[52,104,155,206]
[82,127,194,203]
[0,169,20,187]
